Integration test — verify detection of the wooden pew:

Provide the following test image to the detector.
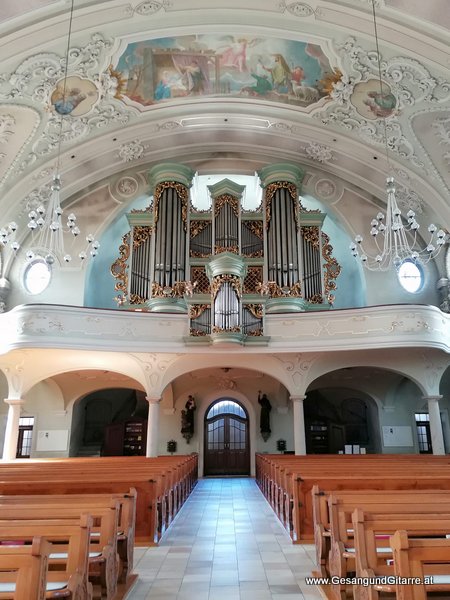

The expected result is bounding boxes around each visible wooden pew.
[0,455,198,544]
[255,453,450,541]
[0,516,93,600]
[350,510,450,600]
[0,505,118,600]
[0,490,136,584]
[391,530,450,600]
[0,537,51,600]
[312,488,450,577]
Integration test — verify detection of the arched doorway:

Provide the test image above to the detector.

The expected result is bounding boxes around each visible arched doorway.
[204,398,250,476]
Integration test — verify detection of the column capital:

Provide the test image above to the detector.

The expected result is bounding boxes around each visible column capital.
[290,395,307,403]
[423,395,443,402]
[3,398,24,407]
[258,163,305,189]
[146,396,161,405]
[148,163,195,190]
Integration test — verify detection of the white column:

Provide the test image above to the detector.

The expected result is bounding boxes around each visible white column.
[290,395,306,455]
[146,397,160,457]
[2,398,24,461]
[425,395,446,455]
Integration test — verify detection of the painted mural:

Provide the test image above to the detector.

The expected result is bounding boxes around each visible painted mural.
[350,79,397,120]
[113,35,338,108]
[50,76,99,116]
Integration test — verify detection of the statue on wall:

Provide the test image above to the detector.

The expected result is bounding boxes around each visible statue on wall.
[258,390,272,442]
[181,395,196,443]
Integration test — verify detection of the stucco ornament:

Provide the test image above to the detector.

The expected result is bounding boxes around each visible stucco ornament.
[280,2,314,17]
[118,140,148,163]
[305,142,333,163]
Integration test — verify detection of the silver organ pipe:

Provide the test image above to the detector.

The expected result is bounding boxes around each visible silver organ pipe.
[267,188,299,288]
[214,282,239,330]
[190,223,212,256]
[301,228,322,300]
[154,187,186,287]
[130,227,152,301]
[215,202,238,251]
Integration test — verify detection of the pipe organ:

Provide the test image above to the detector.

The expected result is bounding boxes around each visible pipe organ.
[111,163,341,342]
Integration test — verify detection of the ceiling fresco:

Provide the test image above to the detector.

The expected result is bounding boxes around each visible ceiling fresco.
[113,34,338,109]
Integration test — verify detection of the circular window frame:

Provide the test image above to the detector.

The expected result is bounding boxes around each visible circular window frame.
[23,258,52,295]
[397,259,424,294]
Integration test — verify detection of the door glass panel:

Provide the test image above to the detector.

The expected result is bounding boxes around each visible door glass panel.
[208,418,225,450]
[229,418,246,450]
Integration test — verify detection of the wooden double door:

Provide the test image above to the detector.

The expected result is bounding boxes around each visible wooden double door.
[203,399,250,476]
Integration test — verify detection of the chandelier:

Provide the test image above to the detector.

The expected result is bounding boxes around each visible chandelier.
[350,1,447,272]
[0,0,99,267]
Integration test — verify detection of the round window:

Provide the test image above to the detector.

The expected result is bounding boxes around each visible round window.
[23,259,51,295]
[397,260,423,293]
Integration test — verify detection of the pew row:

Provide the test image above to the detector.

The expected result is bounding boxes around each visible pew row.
[391,530,450,600]
[0,516,93,600]
[0,537,51,600]
[256,453,450,542]
[0,455,198,544]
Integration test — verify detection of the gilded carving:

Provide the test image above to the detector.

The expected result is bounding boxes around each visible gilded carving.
[212,326,241,333]
[243,220,264,239]
[245,304,263,319]
[322,231,341,304]
[129,293,147,304]
[211,274,242,299]
[215,244,239,254]
[246,329,263,336]
[133,225,153,249]
[257,281,302,298]
[151,281,194,298]
[190,220,211,238]
[265,182,298,229]
[214,194,240,217]
[301,226,320,248]
[111,231,130,293]
[153,181,189,230]
[189,328,208,336]
[189,304,210,319]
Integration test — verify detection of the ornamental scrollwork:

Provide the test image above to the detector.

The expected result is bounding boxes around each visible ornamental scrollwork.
[244,304,263,319]
[153,181,189,231]
[212,326,241,334]
[322,231,341,305]
[214,194,240,217]
[151,280,195,298]
[215,245,239,255]
[256,281,302,298]
[133,226,153,249]
[190,220,211,238]
[189,328,208,337]
[265,182,298,229]
[243,220,264,239]
[111,231,130,294]
[189,304,210,319]
[129,293,147,304]
[211,274,242,299]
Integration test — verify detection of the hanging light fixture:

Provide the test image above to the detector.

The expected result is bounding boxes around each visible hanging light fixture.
[350,0,447,272]
[0,0,99,266]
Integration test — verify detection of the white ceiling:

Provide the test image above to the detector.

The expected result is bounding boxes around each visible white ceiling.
[0,0,449,275]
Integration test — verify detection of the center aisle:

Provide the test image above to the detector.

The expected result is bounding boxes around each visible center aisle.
[128,477,323,600]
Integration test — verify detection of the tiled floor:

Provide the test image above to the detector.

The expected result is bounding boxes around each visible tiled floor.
[127,477,324,600]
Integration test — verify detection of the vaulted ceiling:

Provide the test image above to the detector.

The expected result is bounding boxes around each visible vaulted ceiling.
[0,0,449,278]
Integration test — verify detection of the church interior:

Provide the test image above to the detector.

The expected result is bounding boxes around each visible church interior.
[0,0,449,598]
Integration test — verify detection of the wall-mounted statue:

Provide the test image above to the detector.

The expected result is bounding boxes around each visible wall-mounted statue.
[181,395,196,443]
[258,391,272,442]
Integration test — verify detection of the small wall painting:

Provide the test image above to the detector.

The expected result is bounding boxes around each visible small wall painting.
[350,79,397,120]
[112,34,340,110]
[50,76,99,116]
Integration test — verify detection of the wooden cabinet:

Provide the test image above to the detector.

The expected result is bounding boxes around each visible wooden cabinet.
[306,420,329,454]
[103,418,147,456]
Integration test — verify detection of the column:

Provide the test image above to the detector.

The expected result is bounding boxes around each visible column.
[146,397,160,457]
[425,395,446,455]
[291,395,306,455]
[2,398,24,461]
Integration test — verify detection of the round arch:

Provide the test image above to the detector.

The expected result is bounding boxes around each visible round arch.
[196,388,257,478]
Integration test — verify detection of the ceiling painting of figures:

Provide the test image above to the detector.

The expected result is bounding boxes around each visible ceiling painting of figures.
[113,34,339,110]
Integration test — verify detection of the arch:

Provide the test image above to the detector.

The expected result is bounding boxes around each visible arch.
[196,388,256,477]
[160,354,295,397]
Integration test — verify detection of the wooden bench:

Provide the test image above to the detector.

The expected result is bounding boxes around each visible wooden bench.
[0,504,118,600]
[0,455,198,543]
[0,516,93,600]
[255,454,450,541]
[0,490,136,584]
[391,530,450,600]
[313,488,450,577]
[0,537,50,600]
[350,510,450,600]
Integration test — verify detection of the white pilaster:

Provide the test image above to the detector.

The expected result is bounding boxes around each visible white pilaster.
[146,397,161,457]
[290,395,306,455]
[2,398,24,461]
[425,395,446,455]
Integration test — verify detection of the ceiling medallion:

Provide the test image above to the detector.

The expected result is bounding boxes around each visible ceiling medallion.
[50,76,99,117]
[281,2,314,17]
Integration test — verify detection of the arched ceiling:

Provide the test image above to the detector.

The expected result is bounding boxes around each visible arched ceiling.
[0,0,449,268]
